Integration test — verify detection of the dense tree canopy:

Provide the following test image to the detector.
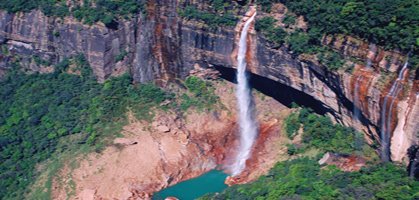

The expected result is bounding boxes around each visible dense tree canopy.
[0,56,172,199]
[180,76,219,111]
[0,0,142,26]
[284,108,371,155]
[201,158,419,200]
[259,0,418,55]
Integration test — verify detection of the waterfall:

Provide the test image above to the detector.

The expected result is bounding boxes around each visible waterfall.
[380,60,409,161]
[231,12,258,176]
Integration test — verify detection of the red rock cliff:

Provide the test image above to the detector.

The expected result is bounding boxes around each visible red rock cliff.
[0,1,417,162]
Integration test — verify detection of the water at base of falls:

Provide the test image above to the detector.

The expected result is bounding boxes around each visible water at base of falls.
[231,12,258,176]
[152,170,228,200]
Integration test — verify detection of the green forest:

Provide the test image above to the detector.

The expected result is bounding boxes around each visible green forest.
[0,0,141,26]
[259,0,418,54]
[0,56,174,199]
[201,158,419,200]
[284,108,370,155]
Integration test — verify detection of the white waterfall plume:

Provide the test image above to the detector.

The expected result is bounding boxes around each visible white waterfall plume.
[231,12,258,176]
[380,59,409,161]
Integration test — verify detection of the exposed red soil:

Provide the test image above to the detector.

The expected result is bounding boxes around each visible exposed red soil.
[351,65,374,118]
[319,153,366,172]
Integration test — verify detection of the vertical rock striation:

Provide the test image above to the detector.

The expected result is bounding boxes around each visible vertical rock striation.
[0,10,135,82]
[132,0,184,85]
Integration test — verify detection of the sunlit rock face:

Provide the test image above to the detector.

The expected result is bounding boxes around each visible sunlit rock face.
[0,1,417,162]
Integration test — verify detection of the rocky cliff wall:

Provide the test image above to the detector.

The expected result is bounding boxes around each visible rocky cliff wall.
[0,1,417,162]
[0,10,135,82]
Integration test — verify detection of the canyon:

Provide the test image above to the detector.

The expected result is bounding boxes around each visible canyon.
[0,0,418,198]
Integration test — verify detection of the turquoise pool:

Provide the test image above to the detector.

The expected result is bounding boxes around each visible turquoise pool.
[152,170,228,200]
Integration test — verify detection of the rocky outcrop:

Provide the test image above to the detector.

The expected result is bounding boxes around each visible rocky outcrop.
[318,152,366,172]
[0,1,417,162]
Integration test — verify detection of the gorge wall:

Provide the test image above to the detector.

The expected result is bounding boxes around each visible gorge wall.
[0,1,417,163]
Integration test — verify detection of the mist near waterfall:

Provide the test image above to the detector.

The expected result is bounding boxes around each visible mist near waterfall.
[231,12,258,176]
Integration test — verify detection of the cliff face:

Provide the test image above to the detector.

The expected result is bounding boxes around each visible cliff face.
[0,1,417,162]
[0,10,135,82]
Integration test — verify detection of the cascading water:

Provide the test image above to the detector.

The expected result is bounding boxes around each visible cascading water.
[231,12,258,176]
[380,59,409,161]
